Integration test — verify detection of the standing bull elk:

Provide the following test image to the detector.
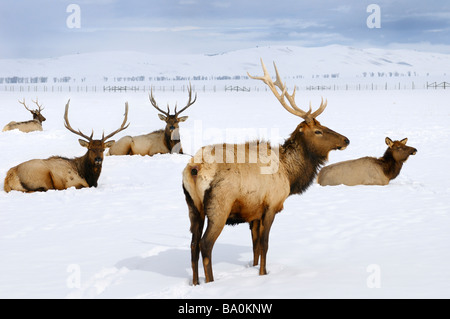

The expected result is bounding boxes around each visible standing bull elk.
[3,98,46,133]
[4,100,129,193]
[108,85,196,156]
[317,137,417,186]
[182,59,349,285]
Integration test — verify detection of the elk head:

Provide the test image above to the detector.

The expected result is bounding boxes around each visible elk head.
[64,100,130,167]
[149,85,196,141]
[247,59,349,158]
[385,137,417,163]
[19,98,46,123]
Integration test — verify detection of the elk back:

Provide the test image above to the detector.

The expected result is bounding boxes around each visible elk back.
[3,120,43,133]
[317,157,389,186]
[4,158,89,192]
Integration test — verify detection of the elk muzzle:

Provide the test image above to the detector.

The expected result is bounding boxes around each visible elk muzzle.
[94,157,103,166]
[337,138,350,150]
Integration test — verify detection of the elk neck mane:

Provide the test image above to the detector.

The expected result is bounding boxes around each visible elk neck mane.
[52,153,102,188]
[280,127,328,195]
[377,147,403,181]
[161,128,181,152]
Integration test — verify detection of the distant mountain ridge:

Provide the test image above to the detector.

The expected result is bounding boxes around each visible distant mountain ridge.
[1,45,449,84]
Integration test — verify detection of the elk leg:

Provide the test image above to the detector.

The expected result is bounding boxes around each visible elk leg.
[200,218,227,283]
[259,212,275,276]
[250,220,261,266]
[184,185,204,286]
[189,209,204,286]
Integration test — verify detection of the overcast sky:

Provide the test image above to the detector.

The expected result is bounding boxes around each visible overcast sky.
[1,0,450,58]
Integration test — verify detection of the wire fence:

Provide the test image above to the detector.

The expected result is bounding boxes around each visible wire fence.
[0,81,446,93]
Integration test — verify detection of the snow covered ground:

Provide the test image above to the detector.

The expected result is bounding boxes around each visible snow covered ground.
[0,85,449,299]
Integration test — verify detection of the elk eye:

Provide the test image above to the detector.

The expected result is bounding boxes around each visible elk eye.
[315,130,323,135]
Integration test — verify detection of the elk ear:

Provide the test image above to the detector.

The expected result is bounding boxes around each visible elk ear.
[104,140,115,149]
[178,116,188,122]
[158,114,167,121]
[385,137,394,148]
[400,138,408,145]
[78,139,89,148]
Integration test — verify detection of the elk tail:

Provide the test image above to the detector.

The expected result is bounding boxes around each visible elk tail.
[4,167,20,193]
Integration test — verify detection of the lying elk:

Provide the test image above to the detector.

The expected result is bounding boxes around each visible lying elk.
[4,100,129,193]
[317,137,417,186]
[3,98,46,132]
[108,86,196,156]
[182,59,349,285]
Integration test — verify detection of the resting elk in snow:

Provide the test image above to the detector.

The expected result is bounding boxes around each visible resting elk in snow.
[4,100,129,193]
[182,59,349,285]
[317,137,417,186]
[107,85,196,156]
[2,98,46,133]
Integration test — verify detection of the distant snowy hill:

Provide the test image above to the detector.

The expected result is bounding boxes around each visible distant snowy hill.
[1,45,449,85]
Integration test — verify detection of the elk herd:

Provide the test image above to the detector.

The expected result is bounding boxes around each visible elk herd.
[1,60,417,285]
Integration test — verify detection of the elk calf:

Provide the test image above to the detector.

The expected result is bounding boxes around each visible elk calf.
[4,100,129,193]
[183,60,349,285]
[3,99,46,133]
[317,137,417,186]
[108,85,196,156]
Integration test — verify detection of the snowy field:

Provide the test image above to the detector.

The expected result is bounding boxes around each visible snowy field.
[0,87,449,299]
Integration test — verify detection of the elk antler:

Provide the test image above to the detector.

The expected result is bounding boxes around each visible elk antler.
[149,84,196,117]
[64,100,94,141]
[18,98,33,112]
[102,102,130,142]
[247,58,327,122]
[64,100,130,142]
[175,83,197,117]
[149,88,170,117]
[32,98,45,112]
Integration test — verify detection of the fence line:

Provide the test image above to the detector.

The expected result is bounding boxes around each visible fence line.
[0,81,444,93]
[426,81,450,89]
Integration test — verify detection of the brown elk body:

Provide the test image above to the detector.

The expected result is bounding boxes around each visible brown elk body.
[3,99,46,133]
[317,137,417,186]
[4,100,129,193]
[108,86,196,156]
[182,60,349,285]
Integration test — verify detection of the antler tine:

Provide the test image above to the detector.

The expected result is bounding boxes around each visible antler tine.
[32,98,44,111]
[311,97,327,118]
[247,58,272,84]
[18,98,32,112]
[272,62,285,91]
[149,88,169,116]
[102,102,130,142]
[175,83,197,116]
[248,59,309,119]
[272,62,309,116]
[248,59,328,121]
[64,100,93,141]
